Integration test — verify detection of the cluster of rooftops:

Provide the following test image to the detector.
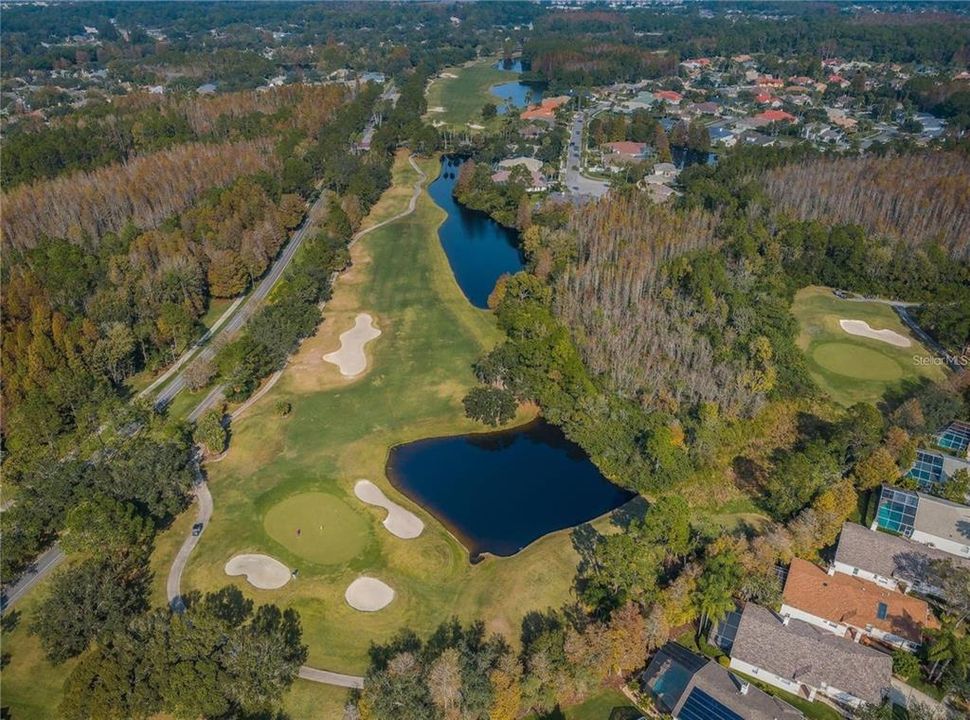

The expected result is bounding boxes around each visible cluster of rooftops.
[641,478,970,719]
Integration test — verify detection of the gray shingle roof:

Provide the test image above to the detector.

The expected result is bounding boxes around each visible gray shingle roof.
[834,522,970,585]
[642,642,804,720]
[731,604,892,705]
[914,492,970,548]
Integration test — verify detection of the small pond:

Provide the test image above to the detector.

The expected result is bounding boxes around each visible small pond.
[490,58,545,114]
[386,419,636,558]
[429,156,524,308]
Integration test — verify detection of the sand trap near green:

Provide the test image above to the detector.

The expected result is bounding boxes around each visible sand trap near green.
[263,492,371,565]
[225,554,291,589]
[345,576,395,612]
[811,342,904,381]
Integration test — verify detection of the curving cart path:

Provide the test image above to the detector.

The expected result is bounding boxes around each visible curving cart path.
[166,155,428,690]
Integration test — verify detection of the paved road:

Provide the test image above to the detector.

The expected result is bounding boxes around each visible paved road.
[166,154,427,689]
[166,452,213,613]
[890,677,958,718]
[154,190,331,410]
[562,105,610,199]
[0,545,65,613]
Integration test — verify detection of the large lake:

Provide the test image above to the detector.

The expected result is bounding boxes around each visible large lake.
[386,419,635,558]
[429,156,524,308]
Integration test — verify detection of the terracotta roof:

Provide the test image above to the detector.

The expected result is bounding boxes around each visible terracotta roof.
[519,95,570,121]
[604,141,647,157]
[755,109,796,123]
[783,558,938,645]
[655,90,683,103]
[731,603,891,705]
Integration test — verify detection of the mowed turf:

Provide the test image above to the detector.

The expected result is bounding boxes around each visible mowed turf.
[425,60,517,130]
[145,151,590,707]
[263,491,370,566]
[792,286,947,406]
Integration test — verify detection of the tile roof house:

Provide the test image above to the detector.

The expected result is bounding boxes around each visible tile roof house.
[642,642,804,720]
[780,557,938,652]
[729,603,892,709]
[833,521,970,597]
[603,141,649,163]
[654,89,683,104]
[754,109,797,124]
[519,95,570,122]
[873,485,970,559]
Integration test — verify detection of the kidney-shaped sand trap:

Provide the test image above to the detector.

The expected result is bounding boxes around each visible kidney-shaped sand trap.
[323,313,381,377]
[354,480,424,539]
[225,554,291,590]
[839,319,912,348]
[345,576,395,612]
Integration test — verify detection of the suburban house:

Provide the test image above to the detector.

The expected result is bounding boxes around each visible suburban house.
[780,557,938,652]
[873,485,970,559]
[729,603,892,709]
[602,141,649,164]
[833,521,970,597]
[641,642,803,720]
[519,95,570,122]
[654,89,683,105]
[752,109,797,125]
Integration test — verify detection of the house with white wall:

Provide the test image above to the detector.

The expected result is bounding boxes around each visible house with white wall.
[780,558,938,652]
[729,603,892,710]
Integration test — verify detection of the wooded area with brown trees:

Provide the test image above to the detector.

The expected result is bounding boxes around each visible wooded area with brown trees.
[2,139,279,250]
[765,151,970,261]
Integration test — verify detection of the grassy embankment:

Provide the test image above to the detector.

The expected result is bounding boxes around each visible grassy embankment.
[791,286,946,407]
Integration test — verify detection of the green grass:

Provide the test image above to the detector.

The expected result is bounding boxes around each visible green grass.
[0,573,78,719]
[525,689,640,720]
[146,151,594,687]
[425,59,518,130]
[791,286,946,406]
[282,679,350,718]
[262,491,371,566]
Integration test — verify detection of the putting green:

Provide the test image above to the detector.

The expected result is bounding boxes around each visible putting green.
[811,342,904,381]
[263,492,370,566]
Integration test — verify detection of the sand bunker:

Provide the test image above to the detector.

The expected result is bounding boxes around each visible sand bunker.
[354,480,424,539]
[440,72,459,79]
[345,576,395,612]
[428,106,445,113]
[839,319,912,348]
[323,313,381,377]
[225,554,291,589]
[467,123,485,130]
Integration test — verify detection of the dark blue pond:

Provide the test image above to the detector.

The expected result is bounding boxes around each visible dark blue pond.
[429,156,524,308]
[387,419,636,558]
